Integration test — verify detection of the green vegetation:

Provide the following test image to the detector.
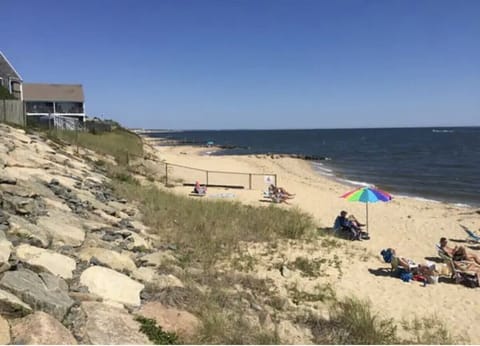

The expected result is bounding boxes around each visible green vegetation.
[46,127,143,164]
[111,178,316,269]
[135,316,180,344]
[292,256,327,277]
[307,297,398,344]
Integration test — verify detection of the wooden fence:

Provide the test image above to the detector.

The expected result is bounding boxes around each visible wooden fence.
[0,100,25,127]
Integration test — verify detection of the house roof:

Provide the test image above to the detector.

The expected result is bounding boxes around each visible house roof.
[0,51,23,81]
[23,83,84,102]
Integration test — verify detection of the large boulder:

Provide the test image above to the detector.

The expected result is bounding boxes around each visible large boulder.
[137,302,200,339]
[0,315,10,344]
[78,247,136,272]
[36,210,85,247]
[0,269,74,320]
[80,266,144,306]
[75,301,151,344]
[16,244,76,279]
[0,289,32,317]
[10,311,77,345]
[0,231,12,265]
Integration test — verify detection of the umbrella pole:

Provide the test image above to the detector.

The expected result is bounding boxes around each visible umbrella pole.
[366,201,369,233]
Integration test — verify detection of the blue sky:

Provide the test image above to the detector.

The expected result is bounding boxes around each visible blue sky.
[2,0,479,129]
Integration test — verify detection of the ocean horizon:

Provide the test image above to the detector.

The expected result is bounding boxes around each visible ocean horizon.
[145,126,480,207]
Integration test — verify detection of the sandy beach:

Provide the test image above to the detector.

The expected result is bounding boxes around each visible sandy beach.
[148,139,480,342]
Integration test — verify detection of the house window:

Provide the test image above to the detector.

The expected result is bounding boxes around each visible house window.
[0,78,3,87]
[55,102,83,114]
[26,102,54,114]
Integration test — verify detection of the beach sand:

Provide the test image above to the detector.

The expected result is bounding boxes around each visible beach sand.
[148,140,480,342]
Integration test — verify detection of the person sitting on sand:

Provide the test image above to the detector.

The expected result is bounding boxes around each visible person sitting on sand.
[193,181,207,195]
[440,237,480,265]
[334,210,361,240]
[347,214,366,228]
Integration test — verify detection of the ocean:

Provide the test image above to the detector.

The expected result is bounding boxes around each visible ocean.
[145,127,480,207]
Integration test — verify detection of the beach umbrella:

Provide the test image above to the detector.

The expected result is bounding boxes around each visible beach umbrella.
[340,186,392,233]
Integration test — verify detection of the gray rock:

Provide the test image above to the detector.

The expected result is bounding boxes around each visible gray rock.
[0,288,32,317]
[0,175,16,185]
[0,269,74,320]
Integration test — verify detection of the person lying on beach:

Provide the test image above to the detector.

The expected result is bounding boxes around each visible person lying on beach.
[333,210,362,240]
[268,184,295,199]
[440,237,480,265]
[192,181,207,195]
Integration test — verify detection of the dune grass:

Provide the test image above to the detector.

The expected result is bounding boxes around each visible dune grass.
[111,178,316,268]
[47,127,143,164]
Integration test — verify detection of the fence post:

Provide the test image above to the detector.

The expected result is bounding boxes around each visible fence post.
[206,171,209,186]
[165,163,168,186]
[249,174,252,190]
[274,174,277,187]
[75,124,79,154]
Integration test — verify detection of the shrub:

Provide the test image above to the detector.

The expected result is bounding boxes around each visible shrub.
[135,316,180,344]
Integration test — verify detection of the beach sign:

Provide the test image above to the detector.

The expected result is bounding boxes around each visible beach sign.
[264,175,274,185]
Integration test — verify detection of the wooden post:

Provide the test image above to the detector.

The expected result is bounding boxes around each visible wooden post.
[249,173,252,190]
[206,171,209,186]
[274,174,277,187]
[165,163,168,186]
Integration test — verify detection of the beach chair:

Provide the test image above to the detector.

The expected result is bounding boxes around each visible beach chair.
[464,228,480,243]
[436,244,478,286]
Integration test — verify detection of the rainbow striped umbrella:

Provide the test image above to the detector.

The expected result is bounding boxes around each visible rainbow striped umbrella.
[340,186,392,234]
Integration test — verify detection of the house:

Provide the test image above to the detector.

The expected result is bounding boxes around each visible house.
[0,51,23,99]
[23,83,86,122]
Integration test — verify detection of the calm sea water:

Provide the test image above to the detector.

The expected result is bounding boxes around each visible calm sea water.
[146,127,480,207]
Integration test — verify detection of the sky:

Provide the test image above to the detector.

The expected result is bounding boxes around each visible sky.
[2,0,480,129]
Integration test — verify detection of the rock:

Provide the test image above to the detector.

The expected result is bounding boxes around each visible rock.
[69,291,103,303]
[0,315,10,344]
[80,266,144,306]
[0,269,74,320]
[0,231,12,265]
[0,175,16,185]
[75,301,151,344]
[16,244,77,279]
[156,274,184,289]
[8,215,50,248]
[0,288,32,317]
[131,267,157,283]
[125,232,151,251]
[37,210,85,247]
[10,311,77,345]
[137,302,200,339]
[39,273,69,292]
[140,251,176,267]
[78,247,136,272]
[280,265,290,278]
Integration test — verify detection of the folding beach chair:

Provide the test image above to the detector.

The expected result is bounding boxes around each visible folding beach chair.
[436,244,479,286]
[464,228,480,243]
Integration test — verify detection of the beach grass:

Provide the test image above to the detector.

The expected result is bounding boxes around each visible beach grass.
[46,127,143,164]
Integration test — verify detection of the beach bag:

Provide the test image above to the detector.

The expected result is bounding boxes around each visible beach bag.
[400,271,413,282]
[380,249,393,263]
[455,272,479,288]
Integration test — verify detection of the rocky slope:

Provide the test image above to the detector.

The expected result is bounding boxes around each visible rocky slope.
[0,124,198,344]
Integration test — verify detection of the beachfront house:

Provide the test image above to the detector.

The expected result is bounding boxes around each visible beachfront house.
[23,83,86,123]
[0,51,23,100]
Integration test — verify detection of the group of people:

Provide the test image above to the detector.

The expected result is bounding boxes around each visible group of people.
[381,237,480,287]
[267,184,295,204]
[333,210,368,240]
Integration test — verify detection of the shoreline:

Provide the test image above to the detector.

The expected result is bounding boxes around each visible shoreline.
[143,133,480,209]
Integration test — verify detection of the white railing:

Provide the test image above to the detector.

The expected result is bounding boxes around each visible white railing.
[52,114,79,131]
